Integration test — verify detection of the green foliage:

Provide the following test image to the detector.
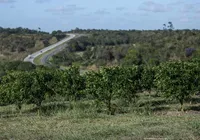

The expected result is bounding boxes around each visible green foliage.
[0,27,49,34]
[0,69,58,108]
[85,67,141,114]
[0,71,32,108]
[52,49,82,66]
[0,61,36,79]
[51,30,66,40]
[155,61,199,111]
[29,69,57,107]
[55,66,85,101]
[17,62,36,71]
[141,66,156,92]
[122,47,143,66]
[1,59,200,114]
[3,61,21,71]
[118,66,142,103]
[86,67,120,114]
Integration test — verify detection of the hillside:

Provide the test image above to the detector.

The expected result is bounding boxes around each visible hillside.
[51,29,200,68]
[0,27,66,61]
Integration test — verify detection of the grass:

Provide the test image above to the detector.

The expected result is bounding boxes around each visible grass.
[33,49,54,65]
[1,110,200,140]
[1,92,200,140]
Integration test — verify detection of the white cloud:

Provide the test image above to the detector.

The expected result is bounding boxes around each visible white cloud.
[94,9,110,15]
[0,0,16,3]
[181,4,195,13]
[46,5,85,15]
[35,0,51,3]
[139,1,169,13]
[116,7,126,11]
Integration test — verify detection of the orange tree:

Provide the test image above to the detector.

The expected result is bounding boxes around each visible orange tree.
[85,66,141,114]
[0,69,58,109]
[0,71,32,109]
[155,61,199,111]
[56,66,85,102]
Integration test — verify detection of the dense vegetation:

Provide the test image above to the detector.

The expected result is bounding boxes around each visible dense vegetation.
[0,27,66,61]
[0,61,36,78]
[1,59,200,114]
[52,29,200,67]
[1,60,200,139]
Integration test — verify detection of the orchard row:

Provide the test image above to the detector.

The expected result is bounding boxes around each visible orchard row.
[1,59,200,113]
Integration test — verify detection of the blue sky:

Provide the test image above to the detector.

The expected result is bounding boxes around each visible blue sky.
[0,0,200,32]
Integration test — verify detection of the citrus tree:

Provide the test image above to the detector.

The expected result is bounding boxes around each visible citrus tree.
[28,69,57,107]
[86,66,141,114]
[86,67,121,114]
[57,66,85,101]
[118,66,142,103]
[0,71,32,109]
[155,61,198,111]
[0,69,58,109]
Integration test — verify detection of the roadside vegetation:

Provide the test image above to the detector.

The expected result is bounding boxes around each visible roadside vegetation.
[0,27,66,61]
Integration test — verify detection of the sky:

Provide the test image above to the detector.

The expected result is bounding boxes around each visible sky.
[0,0,200,32]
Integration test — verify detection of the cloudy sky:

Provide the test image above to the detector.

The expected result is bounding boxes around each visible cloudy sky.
[0,0,200,32]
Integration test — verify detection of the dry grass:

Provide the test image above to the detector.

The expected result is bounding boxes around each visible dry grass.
[0,93,200,140]
[0,110,200,140]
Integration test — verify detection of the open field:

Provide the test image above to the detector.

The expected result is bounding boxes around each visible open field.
[1,92,200,140]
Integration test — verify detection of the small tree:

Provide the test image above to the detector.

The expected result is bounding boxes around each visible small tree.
[155,61,197,111]
[28,69,57,108]
[163,24,167,30]
[86,66,141,114]
[58,66,85,101]
[38,27,41,33]
[163,22,174,30]
[122,48,143,66]
[168,22,174,30]
[118,66,142,103]
[86,67,121,114]
[0,71,32,109]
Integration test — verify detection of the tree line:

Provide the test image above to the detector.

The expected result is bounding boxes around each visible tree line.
[0,27,48,34]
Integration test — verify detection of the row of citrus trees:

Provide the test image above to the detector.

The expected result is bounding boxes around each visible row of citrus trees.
[0,59,200,113]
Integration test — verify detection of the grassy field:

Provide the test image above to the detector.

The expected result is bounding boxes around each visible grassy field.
[1,92,200,140]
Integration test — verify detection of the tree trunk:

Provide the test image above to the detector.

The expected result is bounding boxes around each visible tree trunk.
[17,104,22,114]
[107,101,111,115]
[36,101,42,116]
[17,104,22,110]
[180,99,184,112]
[148,90,151,97]
[106,97,112,115]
